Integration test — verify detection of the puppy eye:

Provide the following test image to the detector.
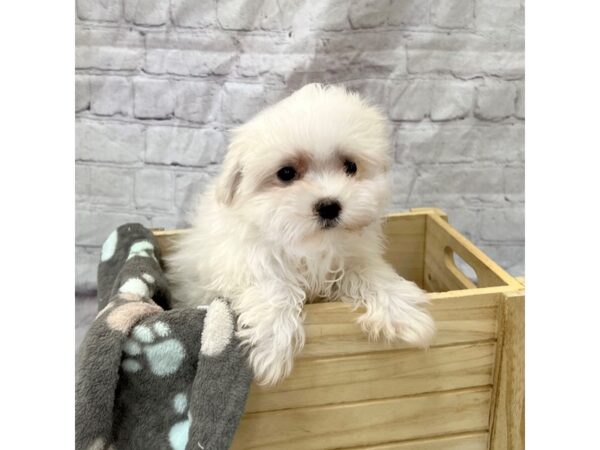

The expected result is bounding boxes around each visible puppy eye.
[344,159,357,176]
[277,166,297,182]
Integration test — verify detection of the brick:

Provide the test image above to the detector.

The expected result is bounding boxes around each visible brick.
[76,0,121,22]
[76,27,144,47]
[90,167,134,206]
[388,80,432,121]
[515,81,525,119]
[477,125,524,163]
[430,81,473,121]
[146,126,226,167]
[76,28,144,71]
[90,76,132,116]
[175,171,217,220]
[391,164,417,206]
[475,80,516,120]
[135,169,174,211]
[310,0,350,31]
[431,0,474,29]
[76,165,91,201]
[407,34,524,78]
[235,52,308,80]
[358,49,407,77]
[145,50,236,76]
[76,121,144,163]
[124,0,169,25]
[444,207,479,240]
[75,75,90,112]
[387,0,429,26]
[475,0,524,32]
[173,81,219,123]
[145,33,237,76]
[220,82,267,123]
[479,244,524,275]
[217,0,295,31]
[133,78,174,119]
[171,0,217,28]
[344,79,390,107]
[237,33,298,54]
[309,32,408,78]
[76,246,101,293]
[480,208,524,241]
[150,214,179,229]
[76,46,143,71]
[259,0,299,31]
[395,123,524,164]
[349,0,390,29]
[388,0,428,26]
[503,166,524,197]
[411,164,504,202]
[395,124,477,163]
[233,34,316,80]
[76,209,149,246]
[406,197,468,213]
[285,71,338,91]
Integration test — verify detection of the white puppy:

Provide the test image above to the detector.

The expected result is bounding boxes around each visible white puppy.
[166,83,435,385]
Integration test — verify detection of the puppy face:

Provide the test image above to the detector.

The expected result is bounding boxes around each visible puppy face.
[216,84,392,250]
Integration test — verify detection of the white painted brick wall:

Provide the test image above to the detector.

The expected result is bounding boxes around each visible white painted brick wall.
[75,0,525,292]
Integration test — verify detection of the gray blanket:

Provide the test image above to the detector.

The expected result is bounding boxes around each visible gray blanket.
[76,223,253,450]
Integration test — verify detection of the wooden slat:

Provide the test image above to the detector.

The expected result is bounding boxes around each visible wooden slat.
[425,249,472,292]
[381,214,426,287]
[424,214,520,291]
[356,431,489,450]
[425,218,481,291]
[490,291,525,450]
[408,207,449,222]
[246,342,495,413]
[231,387,492,450]
[300,292,500,359]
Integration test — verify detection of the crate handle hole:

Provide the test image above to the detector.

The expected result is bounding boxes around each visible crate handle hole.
[444,247,479,287]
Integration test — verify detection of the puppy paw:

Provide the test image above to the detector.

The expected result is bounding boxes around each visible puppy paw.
[246,339,294,386]
[234,292,305,386]
[358,281,436,348]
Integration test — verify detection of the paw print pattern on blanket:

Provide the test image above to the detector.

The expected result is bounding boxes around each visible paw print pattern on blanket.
[127,240,157,261]
[121,321,186,376]
[169,392,191,450]
[101,229,118,262]
[169,414,191,450]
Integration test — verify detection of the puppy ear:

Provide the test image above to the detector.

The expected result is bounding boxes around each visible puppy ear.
[215,145,243,206]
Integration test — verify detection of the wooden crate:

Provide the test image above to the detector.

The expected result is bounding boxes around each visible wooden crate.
[154,208,524,450]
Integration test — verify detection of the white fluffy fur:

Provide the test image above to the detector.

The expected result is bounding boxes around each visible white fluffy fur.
[166,84,435,385]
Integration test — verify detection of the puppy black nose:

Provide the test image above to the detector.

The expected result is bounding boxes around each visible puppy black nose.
[316,200,341,221]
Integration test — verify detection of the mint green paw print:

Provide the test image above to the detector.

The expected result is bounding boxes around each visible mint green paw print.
[169,393,191,450]
[121,321,186,376]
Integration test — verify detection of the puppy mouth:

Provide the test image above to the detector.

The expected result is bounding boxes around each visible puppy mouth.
[318,218,340,229]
